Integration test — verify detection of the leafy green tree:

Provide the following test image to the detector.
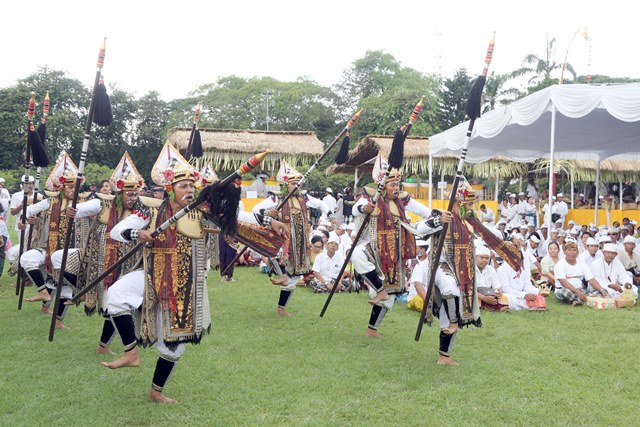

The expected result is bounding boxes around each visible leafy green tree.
[437,68,473,130]
[482,71,523,112]
[128,91,172,182]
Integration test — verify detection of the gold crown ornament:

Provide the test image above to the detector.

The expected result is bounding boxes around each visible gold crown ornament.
[196,162,219,189]
[110,151,144,192]
[276,160,303,185]
[45,151,81,191]
[151,142,198,191]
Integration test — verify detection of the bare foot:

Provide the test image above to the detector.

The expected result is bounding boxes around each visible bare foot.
[437,355,460,366]
[276,307,291,317]
[368,290,389,305]
[41,306,52,314]
[64,299,76,306]
[26,290,51,302]
[55,320,68,330]
[365,328,384,338]
[96,346,117,356]
[147,389,177,404]
[101,350,141,369]
[270,276,288,286]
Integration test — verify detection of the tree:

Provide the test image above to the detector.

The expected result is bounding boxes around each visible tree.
[437,68,473,130]
[333,50,402,116]
[482,71,523,112]
[183,76,339,143]
[128,91,172,183]
[511,34,575,93]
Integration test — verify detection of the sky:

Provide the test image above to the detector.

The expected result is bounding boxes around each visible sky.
[1,1,637,101]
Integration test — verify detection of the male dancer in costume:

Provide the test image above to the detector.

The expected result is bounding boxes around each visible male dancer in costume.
[66,152,145,354]
[252,160,332,317]
[351,156,443,338]
[101,143,282,403]
[20,152,90,328]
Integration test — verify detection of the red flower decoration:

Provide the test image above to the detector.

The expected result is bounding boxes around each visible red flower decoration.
[463,189,469,198]
[194,171,200,180]
[163,170,174,182]
[202,179,208,185]
[59,176,65,183]
[164,184,172,192]
[116,180,124,189]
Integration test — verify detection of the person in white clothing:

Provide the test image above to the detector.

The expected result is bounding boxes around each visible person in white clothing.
[577,237,601,268]
[310,235,347,293]
[0,177,10,221]
[589,243,636,306]
[474,245,508,311]
[479,204,495,227]
[406,239,430,312]
[322,187,337,213]
[552,193,569,227]
[496,249,546,311]
[554,239,608,306]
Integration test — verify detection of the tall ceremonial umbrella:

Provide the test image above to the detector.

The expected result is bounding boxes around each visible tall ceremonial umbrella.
[415,33,495,342]
[14,93,37,297]
[220,109,363,277]
[48,39,113,341]
[17,93,50,309]
[320,97,424,317]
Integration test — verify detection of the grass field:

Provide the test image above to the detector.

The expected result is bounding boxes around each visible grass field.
[2,244,640,425]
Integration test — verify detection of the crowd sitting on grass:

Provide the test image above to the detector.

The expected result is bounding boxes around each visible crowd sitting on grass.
[237,189,640,313]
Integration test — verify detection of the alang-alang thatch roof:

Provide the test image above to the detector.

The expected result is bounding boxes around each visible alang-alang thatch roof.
[167,128,324,172]
[326,135,529,178]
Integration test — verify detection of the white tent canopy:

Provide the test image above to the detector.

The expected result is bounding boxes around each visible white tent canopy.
[429,83,640,163]
[428,83,640,226]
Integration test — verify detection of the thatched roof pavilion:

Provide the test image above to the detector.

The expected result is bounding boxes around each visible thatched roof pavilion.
[168,127,324,172]
[326,135,528,178]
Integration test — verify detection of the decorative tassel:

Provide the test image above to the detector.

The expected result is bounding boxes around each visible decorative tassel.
[203,181,241,235]
[388,126,406,169]
[465,75,486,120]
[191,128,203,158]
[334,132,350,164]
[32,123,50,167]
[92,79,113,126]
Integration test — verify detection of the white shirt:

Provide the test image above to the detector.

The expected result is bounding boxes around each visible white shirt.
[408,258,429,299]
[312,250,345,282]
[553,200,569,219]
[590,256,636,299]
[322,194,337,213]
[554,258,594,290]
[480,208,495,227]
[577,249,601,269]
[476,264,500,290]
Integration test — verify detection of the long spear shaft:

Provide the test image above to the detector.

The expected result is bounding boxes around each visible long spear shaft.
[49,40,106,341]
[415,33,495,342]
[71,151,269,304]
[14,93,35,297]
[19,93,49,309]
[321,98,423,317]
[220,110,362,276]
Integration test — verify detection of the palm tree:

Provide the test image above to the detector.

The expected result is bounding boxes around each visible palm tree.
[511,34,576,92]
[482,71,523,113]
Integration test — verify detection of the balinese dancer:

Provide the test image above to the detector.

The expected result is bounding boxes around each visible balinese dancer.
[351,156,440,338]
[415,181,485,366]
[101,143,281,403]
[68,152,145,355]
[21,152,91,328]
[252,160,332,317]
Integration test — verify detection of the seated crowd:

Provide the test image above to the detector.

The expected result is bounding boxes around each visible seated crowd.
[239,188,640,312]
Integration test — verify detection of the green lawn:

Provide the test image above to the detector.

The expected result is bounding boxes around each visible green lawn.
[1,253,640,426]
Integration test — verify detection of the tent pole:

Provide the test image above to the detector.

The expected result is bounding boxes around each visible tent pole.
[354,167,359,193]
[619,179,623,211]
[428,154,433,209]
[440,168,445,200]
[547,104,557,234]
[570,171,574,209]
[519,175,523,193]
[495,172,499,202]
[594,157,600,225]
